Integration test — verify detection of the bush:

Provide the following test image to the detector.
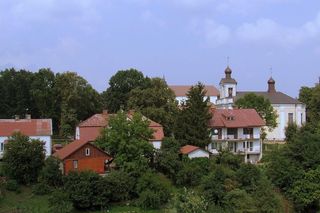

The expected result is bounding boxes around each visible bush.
[5,179,19,192]
[63,171,110,210]
[137,190,162,209]
[48,189,73,213]
[136,172,171,209]
[3,133,45,184]
[39,156,62,187]
[176,188,208,213]
[32,182,52,195]
[105,170,135,202]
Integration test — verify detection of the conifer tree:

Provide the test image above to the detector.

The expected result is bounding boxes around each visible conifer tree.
[174,82,212,148]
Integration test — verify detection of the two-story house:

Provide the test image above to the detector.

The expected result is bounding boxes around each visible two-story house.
[208,108,265,163]
[75,110,164,149]
[0,115,52,158]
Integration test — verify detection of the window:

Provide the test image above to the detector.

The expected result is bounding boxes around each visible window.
[248,142,253,152]
[243,142,246,149]
[227,128,237,135]
[288,113,294,125]
[85,148,90,156]
[228,87,233,97]
[301,113,303,125]
[212,142,217,149]
[73,160,78,169]
[0,143,3,151]
[243,128,253,135]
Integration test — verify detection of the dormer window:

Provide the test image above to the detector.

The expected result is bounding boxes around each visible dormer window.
[226,116,234,121]
[85,148,90,156]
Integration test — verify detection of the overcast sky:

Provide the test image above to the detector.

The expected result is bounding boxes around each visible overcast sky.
[0,0,319,97]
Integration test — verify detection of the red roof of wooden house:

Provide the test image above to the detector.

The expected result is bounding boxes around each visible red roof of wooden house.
[0,119,52,136]
[53,139,111,160]
[180,145,201,155]
[209,108,265,128]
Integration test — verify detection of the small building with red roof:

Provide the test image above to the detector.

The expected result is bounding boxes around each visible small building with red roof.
[208,108,265,163]
[180,145,209,159]
[0,116,52,158]
[53,139,112,175]
[75,110,164,149]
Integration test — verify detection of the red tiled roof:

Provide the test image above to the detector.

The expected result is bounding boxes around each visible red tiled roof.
[169,85,219,97]
[0,119,52,136]
[78,113,108,127]
[209,108,265,128]
[78,111,164,141]
[180,145,200,154]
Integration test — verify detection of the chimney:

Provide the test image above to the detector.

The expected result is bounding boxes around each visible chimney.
[14,115,20,120]
[25,114,31,119]
[267,77,276,93]
[102,110,108,115]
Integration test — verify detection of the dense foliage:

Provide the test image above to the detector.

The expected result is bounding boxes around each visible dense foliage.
[266,126,320,212]
[128,77,178,136]
[174,82,212,148]
[0,68,102,136]
[235,93,278,139]
[3,132,45,184]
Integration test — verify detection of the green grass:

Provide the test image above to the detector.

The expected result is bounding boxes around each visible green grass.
[0,185,177,213]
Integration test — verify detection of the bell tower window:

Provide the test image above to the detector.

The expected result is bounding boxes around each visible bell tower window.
[228,88,233,97]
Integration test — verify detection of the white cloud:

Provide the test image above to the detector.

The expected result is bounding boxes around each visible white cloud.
[236,12,320,46]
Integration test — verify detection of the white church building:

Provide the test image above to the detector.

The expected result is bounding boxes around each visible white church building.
[170,66,306,142]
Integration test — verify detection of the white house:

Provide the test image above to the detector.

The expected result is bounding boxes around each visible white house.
[169,85,219,105]
[216,66,306,142]
[208,108,265,163]
[180,145,210,159]
[0,116,52,158]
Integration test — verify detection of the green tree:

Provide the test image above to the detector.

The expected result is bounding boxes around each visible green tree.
[235,93,278,137]
[174,82,212,148]
[54,72,102,137]
[299,86,314,123]
[95,111,154,168]
[222,189,257,213]
[102,69,149,113]
[128,77,178,136]
[3,132,45,184]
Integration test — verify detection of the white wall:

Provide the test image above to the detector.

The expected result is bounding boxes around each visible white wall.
[188,149,209,158]
[176,96,217,105]
[151,141,161,149]
[0,135,52,158]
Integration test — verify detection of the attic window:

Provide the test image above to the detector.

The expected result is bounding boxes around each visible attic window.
[226,116,234,121]
[85,148,90,156]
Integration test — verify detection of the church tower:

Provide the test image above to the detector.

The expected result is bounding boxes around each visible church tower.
[216,66,237,109]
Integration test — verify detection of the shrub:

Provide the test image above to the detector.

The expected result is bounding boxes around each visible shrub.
[137,190,162,209]
[136,172,171,209]
[5,179,19,192]
[63,171,110,209]
[176,188,208,213]
[48,189,73,213]
[39,156,62,187]
[32,182,52,195]
[105,170,135,202]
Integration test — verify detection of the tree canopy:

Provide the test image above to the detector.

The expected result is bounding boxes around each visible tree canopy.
[102,69,150,113]
[128,77,178,136]
[174,82,212,148]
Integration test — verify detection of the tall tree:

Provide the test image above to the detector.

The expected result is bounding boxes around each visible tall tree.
[54,72,102,137]
[128,77,178,136]
[235,93,277,139]
[102,69,149,113]
[174,82,212,148]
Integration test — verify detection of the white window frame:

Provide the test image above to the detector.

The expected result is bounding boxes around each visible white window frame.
[73,160,78,169]
[85,148,90,156]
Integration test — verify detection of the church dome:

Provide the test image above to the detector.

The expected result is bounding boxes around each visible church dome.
[225,66,232,74]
